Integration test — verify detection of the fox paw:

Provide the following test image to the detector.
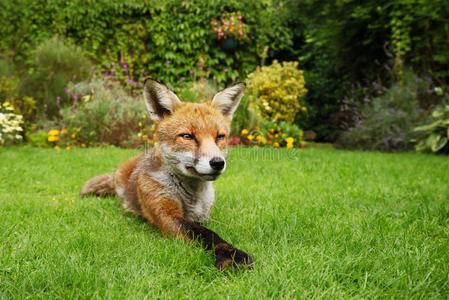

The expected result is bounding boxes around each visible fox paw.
[214,243,254,270]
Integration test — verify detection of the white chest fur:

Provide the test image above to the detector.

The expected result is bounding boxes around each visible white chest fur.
[150,169,215,222]
[184,182,215,222]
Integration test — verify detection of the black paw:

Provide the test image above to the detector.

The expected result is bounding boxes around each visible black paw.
[214,243,254,270]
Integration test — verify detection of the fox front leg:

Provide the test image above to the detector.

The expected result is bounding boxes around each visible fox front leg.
[179,220,254,270]
[137,196,253,269]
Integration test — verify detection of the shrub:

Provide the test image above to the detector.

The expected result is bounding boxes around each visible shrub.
[338,71,425,151]
[413,103,449,154]
[0,102,24,145]
[60,79,153,147]
[26,130,50,148]
[21,37,92,118]
[240,121,305,149]
[0,1,293,87]
[247,61,307,123]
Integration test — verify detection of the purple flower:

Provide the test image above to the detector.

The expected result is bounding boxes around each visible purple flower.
[56,96,61,107]
[121,63,128,70]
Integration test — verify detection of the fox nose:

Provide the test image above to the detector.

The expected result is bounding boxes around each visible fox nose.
[209,157,225,171]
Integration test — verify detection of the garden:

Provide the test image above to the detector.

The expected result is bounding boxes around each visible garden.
[1,0,449,298]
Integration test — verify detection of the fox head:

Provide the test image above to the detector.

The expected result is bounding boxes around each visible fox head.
[143,78,244,181]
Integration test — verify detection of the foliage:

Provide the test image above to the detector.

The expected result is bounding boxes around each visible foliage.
[0,75,37,124]
[240,121,305,149]
[0,58,37,123]
[283,0,449,140]
[247,61,307,124]
[20,37,92,118]
[0,101,23,145]
[338,71,425,151]
[26,129,50,148]
[2,0,449,143]
[413,103,449,153]
[0,0,293,87]
[60,79,153,147]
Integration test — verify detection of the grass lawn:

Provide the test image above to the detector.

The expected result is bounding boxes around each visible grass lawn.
[1,146,448,299]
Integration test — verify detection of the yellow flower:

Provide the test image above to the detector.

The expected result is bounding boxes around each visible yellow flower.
[70,134,76,139]
[241,129,249,135]
[286,143,294,149]
[286,137,294,144]
[66,146,72,151]
[247,134,254,141]
[300,141,306,148]
[48,129,60,136]
[273,142,280,148]
[60,128,68,135]
[256,136,267,144]
[48,135,59,142]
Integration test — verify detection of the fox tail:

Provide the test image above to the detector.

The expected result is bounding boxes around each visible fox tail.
[80,173,115,197]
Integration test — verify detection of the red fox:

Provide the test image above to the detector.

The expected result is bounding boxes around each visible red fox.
[81,78,253,269]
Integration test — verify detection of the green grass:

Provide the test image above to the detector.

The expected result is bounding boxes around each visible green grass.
[1,147,448,299]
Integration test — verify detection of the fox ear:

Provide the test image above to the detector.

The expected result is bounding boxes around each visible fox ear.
[143,78,181,121]
[211,83,245,118]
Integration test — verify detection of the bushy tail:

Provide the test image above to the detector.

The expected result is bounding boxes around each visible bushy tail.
[80,174,115,197]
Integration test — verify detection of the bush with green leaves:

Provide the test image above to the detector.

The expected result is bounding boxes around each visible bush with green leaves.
[413,103,449,153]
[60,79,152,147]
[0,1,293,87]
[284,0,449,141]
[246,61,307,124]
[338,71,425,151]
[20,37,92,118]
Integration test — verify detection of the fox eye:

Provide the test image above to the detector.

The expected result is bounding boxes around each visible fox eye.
[216,134,226,141]
[179,133,194,140]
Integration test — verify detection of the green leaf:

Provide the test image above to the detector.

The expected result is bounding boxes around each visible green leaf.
[431,134,448,152]
[414,122,439,132]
